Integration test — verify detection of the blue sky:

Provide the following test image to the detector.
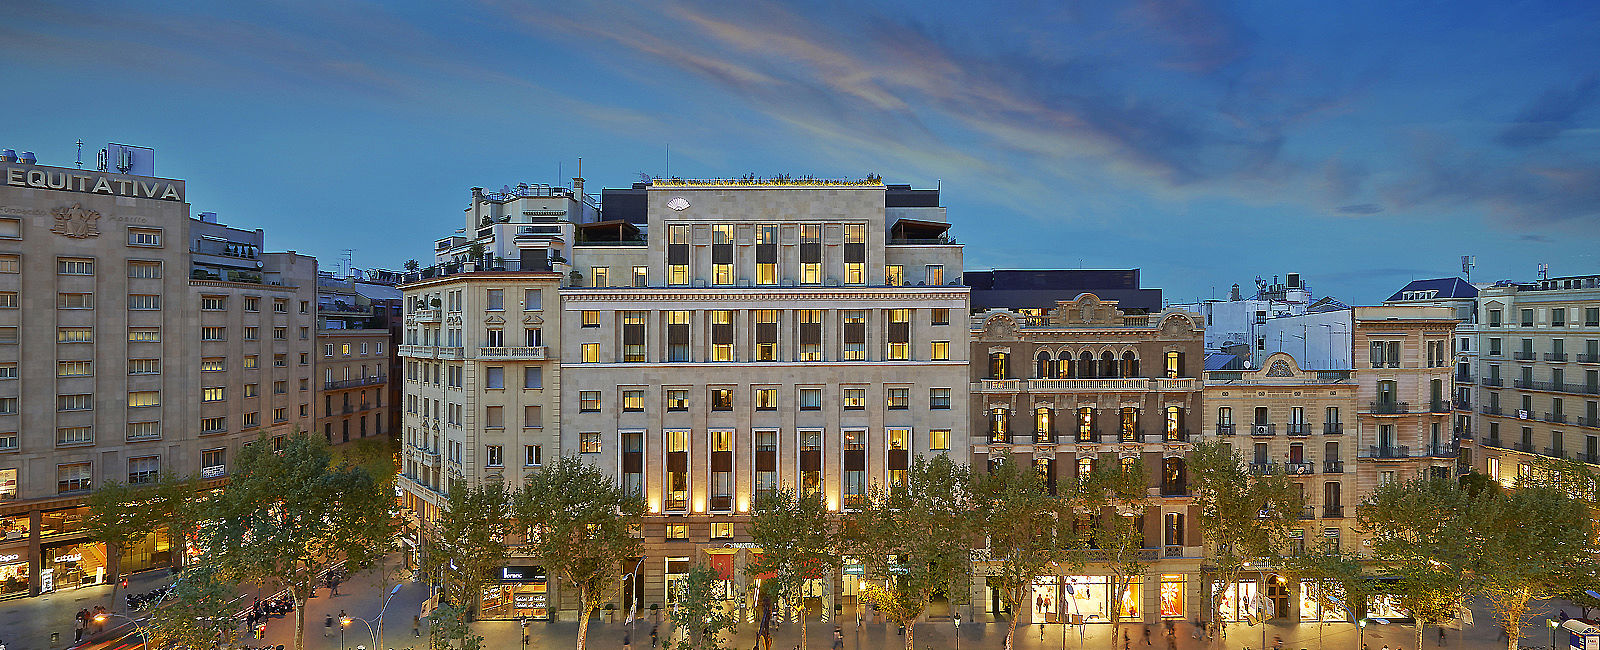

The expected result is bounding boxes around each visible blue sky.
[2,0,1597,303]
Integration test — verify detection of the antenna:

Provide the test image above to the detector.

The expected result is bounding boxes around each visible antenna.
[1461,255,1475,282]
[75,140,83,168]
[1538,263,1549,281]
[96,148,107,172]
[665,144,670,178]
[341,249,355,277]
[557,162,562,188]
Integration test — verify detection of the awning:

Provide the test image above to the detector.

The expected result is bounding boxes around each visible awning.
[705,550,736,581]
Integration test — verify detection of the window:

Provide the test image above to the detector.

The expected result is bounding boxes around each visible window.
[886,309,910,360]
[579,391,601,412]
[201,358,226,372]
[126,421,160,441]
[886,387,910,410]
[755,388,778,410]
[58,293,94,309]
[711,310,734,361]
[930,429,951,451]
[0,363,15,379]
[273,299,288,313]
[53,327,91,343]
[486,288,504,310]
[0,292,13,309]
[272,327,287,341]
[202,387,226,402]
[242,296,259,311]
[799,388,822,410]
[128,294,161,310]
[1553,308,1567,327]
[0,255,16,272]
[581,310,602,328]
[485,366,505,389]
[128,328,159,342]
[0,327,13,344]
[58,462,92,493]
[243,411,259,427]
[581,343,601,363]
[885,264,904,286]
[843,224,865,284]
[1165,351,1183,377]
[201,296,227,311]
[524,367,543,389]
[668,310,691,362]
[666,389,689,411]
[632,266,648,287]
[755,310,778,360]
[710,388,734,411]
[800,225,822,284]
[484,445,504,467]
[931,340,950,360]
[711,225,733,285]
[925,265,944,286]
[756,225,777,285]
[622,311,646,362]
[58,394,93,411]
[0,398,14,415]
[667,224,690,285]
[58,258,94,275]
[1521,309,1535,327]
[57,360,92,377]
[931,388,951,409]
[711,522,734,539]
[200,415,226,433]
[800,309,824,361]
[843,388,866,410]
[623,389,646,412]
[128,456,160,485]
[202,448,225,475]
[580,432,602,453]
[931,308,950,326]
[128,391,160,407]
[201,327,226,341]
[525,444,542,466]
[274,355,286,368]
[128,228,161,246]
[57,426,93,446]
[1586,308,1600,327]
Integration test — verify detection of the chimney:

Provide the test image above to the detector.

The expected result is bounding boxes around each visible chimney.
[572,176,584,198]
[1230,284,1242,301]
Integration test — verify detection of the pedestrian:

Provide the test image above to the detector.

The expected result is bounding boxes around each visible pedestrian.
[833,626,844,650]
[1438,627,1446,646]
[651,623,659,648]
[74,615,85,641]
[624,630,632,650]
[413,614,421,637]
[325,613,334,637]
[1381,644,1390,650]
[1144,625,1152,645]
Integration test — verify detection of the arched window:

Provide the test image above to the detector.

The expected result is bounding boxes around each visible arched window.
[1122,351,1139,377]
[989,352,1009,379]
[1036,351,1053,379]
[1078,351,1095,378]
[1057,351,1074,379]
[1101,351,1118,378]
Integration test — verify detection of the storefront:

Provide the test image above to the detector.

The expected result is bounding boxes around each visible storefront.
[0,548,28,599]
[1157,575,1186,619]
[1215,579,1259,622]
[1297,581,1349,622]
[118,531,172,575]
[481,565,549,621]
[1052,575,1140,624]
[41,542,106,593]
[1367,594,1409,621]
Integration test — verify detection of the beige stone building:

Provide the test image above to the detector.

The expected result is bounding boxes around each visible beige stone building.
[1350,306,1459,496]
[559,180,967,621]
[0,154,315,599]
[969,295,1205,626]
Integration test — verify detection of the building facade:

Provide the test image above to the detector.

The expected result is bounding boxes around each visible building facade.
[1350,306,1460,497]
[0,154,315,599]
[315,271,400,447]
[558,180,967,621]
[968,294,1204,625]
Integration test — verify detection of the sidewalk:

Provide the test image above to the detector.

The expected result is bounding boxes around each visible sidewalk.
[0,566,175,649]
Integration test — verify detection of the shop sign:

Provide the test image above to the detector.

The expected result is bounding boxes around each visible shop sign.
[0,551,21,563]
[54,553,82,563]
[202,465,225,479]
[842,565,863,576]
[40,568,54,593]
[499,566,546,582]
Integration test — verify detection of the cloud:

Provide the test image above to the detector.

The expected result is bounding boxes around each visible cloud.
[1518,234,1554,243]
[1335,203,1384,215]
[1496,74,1599,148]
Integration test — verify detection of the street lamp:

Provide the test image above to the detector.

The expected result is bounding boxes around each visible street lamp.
[953,611,961,650]
[341,614,351,649]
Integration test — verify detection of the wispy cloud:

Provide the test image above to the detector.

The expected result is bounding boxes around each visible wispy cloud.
[1496,74,1599,148]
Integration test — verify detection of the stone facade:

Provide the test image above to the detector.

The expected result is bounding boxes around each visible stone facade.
[1350,306,1460,497]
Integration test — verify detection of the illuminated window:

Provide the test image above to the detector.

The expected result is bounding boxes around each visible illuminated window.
[666,389,689,411]
[931,341,950,361]
[930,429,950,451]
[590,267,609,288]
[843,224,865,284]
[885,265,903,286]
[755,388,778,410]
[668,311,692,362]
[843,388,866,410]
[667,224,690,286]
[622,389,645,412]
[798,310,823,361]
[711,310,734,361]
[710,388,734,411]
[800,225,821,284]
[712,225,734,285]
[755,309,779,360]
[581,343,601,363]
[925,265,944,286]
[886,309,910,360]
[756,225,778,285]
[842,311,866,360]
[579,391,601,412]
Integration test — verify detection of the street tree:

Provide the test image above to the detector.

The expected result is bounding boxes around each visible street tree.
[144,564,239,650]
[426,601,485,650]
[148,473,204,570]
[1478,470,1599,650]
[840,453,975,650]
[1070,456,1152,643]
[746,488,837,650]
[1285,538,1381,647]
[204,432,396,650]
[84,479,156,598]
[1188,440,1304,645]
[974,452,1077,650]
[423,481,513,620]
[671,564,738,650]
[514,455,645,650]
[1358,475,1484,650]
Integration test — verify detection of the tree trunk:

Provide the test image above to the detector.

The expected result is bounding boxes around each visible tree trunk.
[576,587,592,650]
[292,584,306,650]
[902,617,914,650]
[108,542,122,610]
[1506,609,1523,650]
[1005,611,1018,650]
[799,603,808,650]
[1416,621,1426,650]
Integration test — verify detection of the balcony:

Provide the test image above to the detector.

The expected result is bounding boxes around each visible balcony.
[478,346,548,360]
[1518,380,1600,395]
[1249,463,1279,475]
[1367,401,1411,414]
[1323,422,1344,435]
[1483,437,1505,449]
[1453,399,1471,411]
[1546,353,1569,362]
[1482,377,1504,387]
[1299,505,1316,520]
[1323,460,1344,474]
[1481,405,1504,416]
[1577,417,1600,429]
[1456,373,1474,384]
[1323,505,1345,519]
[1514,351,1536,361]
[1425,443,1458,458]
[1285,462,1315,476]
[1578,353,1600,364]
[1019,378,1163,392]
[709,495,734,512]
[324,375,386,390]
[1216,424,1236,437]
[1543,412,1568,424]
[1249,424,1276,437]
[398,345,463,360]
[1164,431,1192,443]
[412,309,440,324]
[1286,423,1312,437]
[1428,400,1450,413]
[1542,447,1569,459]
[1579,452,1600,464]
[1160,482,1187,497]
[1514,441,1535,452]
[1361,445,1412,459]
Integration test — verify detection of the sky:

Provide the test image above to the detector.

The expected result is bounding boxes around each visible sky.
[2,0,1598,304]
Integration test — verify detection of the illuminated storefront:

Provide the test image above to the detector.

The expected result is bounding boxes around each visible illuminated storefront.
[1052,576,1141,624]
[1368,594,1409,620]
[1158,575,1186,619]
[1216,579,1259,622]
[118,531,172,575]
[481,566,549,621]
[0,548,28,599]
[1298,581,1349,622]
[42,542,106,592]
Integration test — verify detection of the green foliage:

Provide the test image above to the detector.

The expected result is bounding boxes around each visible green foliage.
[841,454,974,650]
[1479,478,1599,650]
[149,473,204,568]
[144,564,239,650]
[1189,441,1304,625]
[1285,538,1379,621]
[85,480,156,581]
[1358,476,1482,646]
[1069,456,1152,627]
[514,456,645,650]
[424,482,512,620]
[404,259,420,271]
[746,487,836,650]
[426,601,485,650]
[671,564,738,650]
[975,452,1075,650]
[204,431,396,650]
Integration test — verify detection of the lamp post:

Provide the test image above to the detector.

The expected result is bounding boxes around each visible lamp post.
[953,611,961,650]
[340,613,350,649]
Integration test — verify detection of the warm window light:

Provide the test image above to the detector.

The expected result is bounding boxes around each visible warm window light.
[649,501,661,514]
[737,497,749,512]
[827,498,839,511]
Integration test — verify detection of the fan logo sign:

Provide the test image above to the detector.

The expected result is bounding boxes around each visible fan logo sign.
[5,166,184,202]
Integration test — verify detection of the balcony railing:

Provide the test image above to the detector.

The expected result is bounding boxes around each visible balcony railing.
[1362,445,1412,459]
[1453,399,1471,410]
[1323,460,1344,474]
[1249,424,1276,437]
[324,375,386,390]
[1456,373,1474,384]
[412,309,441,323]
[1546,353,1569,362]
[1429,400,1451,413]
[1542,447,1569,460]
[1323,505,1345,519]
[1425,443,1458,457]
[1482,377,1504,387]
[478,346,548,360]
[1324,422,1344,435]
[1514,441,1535,452]
[1483,437,1505,449]
[1578,353,1600,363]
[1514,351,1536,361]
[1248,463,1279,475]
[1544,412,1568,424]
[1285,462,1315,475]
[1216,424,1236,437]
[1286,424,1312,437]
[1161,483,1188,497]
[1481,405,1504,416]
[1368,401,1410,414]
[1577,417,1600,428]
[1579,452,1600,464]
